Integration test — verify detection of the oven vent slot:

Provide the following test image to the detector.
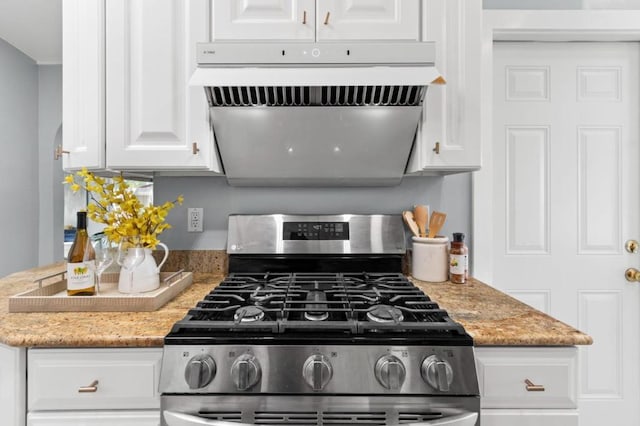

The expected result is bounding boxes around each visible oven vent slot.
[204,86,424,107]
[322,411,386,424]
[251,411,387,424]
[398,412,444,423]
[254,411,317,424]
[198,411,242,421]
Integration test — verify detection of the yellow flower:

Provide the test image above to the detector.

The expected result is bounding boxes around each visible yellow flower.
[61,169,183,249]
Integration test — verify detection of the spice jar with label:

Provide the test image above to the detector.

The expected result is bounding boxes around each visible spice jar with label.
[449,233,468,284]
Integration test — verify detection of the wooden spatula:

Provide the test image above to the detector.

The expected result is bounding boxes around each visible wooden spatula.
[428,211,446,238]
[402,211,420,238]
[413,205,429,238]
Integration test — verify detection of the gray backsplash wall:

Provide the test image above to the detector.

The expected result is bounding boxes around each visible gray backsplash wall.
[0,38,39,277]
[153,173,472,253]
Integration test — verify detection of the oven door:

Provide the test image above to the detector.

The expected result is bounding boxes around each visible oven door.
[161,395,480,426]
[164,411,478,426]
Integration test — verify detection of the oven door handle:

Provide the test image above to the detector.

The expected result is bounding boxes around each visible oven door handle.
[404,412,478,426]
[164,411,255,426]
[164,411,478,426]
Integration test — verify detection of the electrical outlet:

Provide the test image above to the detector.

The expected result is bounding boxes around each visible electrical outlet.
[188,208,203,232]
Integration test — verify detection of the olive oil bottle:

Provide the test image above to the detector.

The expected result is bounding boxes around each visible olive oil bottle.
[66,211,96,295]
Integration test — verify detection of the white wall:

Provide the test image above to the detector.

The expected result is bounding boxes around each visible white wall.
[37,65,63,266]
[153,174,473,252]
[0,38,39,277]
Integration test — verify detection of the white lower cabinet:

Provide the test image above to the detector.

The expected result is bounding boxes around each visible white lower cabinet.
[0,343,26,426]
[476,347,579,426]
[481,409,578,426]
[27,348,163,426]
[27,411,159,426]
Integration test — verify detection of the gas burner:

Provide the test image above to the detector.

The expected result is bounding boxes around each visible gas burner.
[234,306,265,323]
[304,311,330,321]
[366,305,404,323]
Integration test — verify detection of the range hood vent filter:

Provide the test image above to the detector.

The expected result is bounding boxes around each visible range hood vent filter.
[205,85,425,108]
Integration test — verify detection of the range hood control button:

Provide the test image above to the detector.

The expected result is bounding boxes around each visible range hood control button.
[231,354,262,391]
[375,355,406,390]
[302,354,333,391]
[184,355,216,389]
[422,355,454,392]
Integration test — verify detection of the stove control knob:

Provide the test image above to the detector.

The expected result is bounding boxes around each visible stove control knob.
[375,355,406,390]
[303,354,333,391]
[422,355,454,392]
[184,355,216,389]
[231,354,262,391]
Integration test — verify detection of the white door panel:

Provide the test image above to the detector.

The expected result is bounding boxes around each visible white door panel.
[212,0,315,41]
[493,42,640,425]
[62,0,105,170]
[317,0,419,41]
[106,0,220,171]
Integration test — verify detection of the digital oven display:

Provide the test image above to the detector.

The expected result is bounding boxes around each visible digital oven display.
[283,222,350,241]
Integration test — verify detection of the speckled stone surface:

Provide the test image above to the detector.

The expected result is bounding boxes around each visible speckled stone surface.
[412,277,593,346]
[0,263,591,348]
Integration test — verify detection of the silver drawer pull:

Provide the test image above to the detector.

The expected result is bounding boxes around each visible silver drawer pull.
[524,378,545,392]
[78,379,99,393]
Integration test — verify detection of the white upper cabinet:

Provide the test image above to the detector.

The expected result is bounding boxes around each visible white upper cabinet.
[106,0,221,172]
[406,0,482,174]
[212,0,315,41]
[211,0,418,41]
[62,0,105,171]
[316,0,419,41]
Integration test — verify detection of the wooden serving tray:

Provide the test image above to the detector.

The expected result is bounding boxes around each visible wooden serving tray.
[9,270,193,313]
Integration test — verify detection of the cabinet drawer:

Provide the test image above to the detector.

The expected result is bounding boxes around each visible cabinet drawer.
[481,409,578,426]
[475,347,577,409]
[28,348,162,411]
[28,410,160,426]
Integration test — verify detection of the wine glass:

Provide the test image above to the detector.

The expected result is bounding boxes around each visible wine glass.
[116,238,145,293]
[85,235,114,295]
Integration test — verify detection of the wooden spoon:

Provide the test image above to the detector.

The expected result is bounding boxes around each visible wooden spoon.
[413,205,429,238]
[402,211,420,238]
[428,211,447,238]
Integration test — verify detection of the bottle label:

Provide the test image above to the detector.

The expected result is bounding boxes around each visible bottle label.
[450,254,466,275]
[67,262,95,291]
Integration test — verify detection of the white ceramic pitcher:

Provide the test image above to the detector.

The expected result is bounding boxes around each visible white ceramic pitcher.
[118,243,169,293]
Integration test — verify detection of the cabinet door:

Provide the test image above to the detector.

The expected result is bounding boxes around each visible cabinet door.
[406,0,481,174]
[106,0,221,171]
[212,0,315,41]
[62,0,105,171]
[27,411,159,426]
[317,0,419,41]
[0,344,26,426]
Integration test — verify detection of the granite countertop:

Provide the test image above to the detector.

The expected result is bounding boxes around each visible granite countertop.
[0,263,592,348]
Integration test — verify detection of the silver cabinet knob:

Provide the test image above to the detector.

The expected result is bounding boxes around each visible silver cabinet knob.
[184,355,216,389]
[374,355,406,390]
[302,354,333,391]
[230,354,261,391]
[421,355,453,392]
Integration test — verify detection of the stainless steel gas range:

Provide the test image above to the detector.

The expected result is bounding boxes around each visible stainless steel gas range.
[159,215,480,426]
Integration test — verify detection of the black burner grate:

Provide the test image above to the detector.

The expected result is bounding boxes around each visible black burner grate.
[170,273,466,339]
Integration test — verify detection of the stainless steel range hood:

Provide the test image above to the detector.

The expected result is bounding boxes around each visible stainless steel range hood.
[190,42,443,187]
